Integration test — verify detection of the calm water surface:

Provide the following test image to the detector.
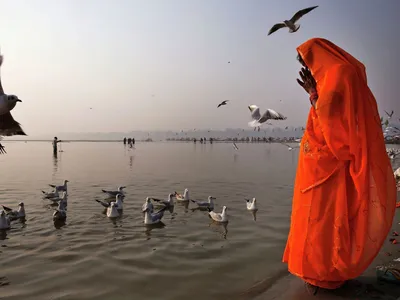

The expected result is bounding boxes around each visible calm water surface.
[0,142,398,300]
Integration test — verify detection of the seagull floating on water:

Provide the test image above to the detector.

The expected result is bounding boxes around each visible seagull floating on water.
[143,205,167,225]
[267,6,318,36]
[49,180,69,193]
[106,202,120,218]
[150,193,174,207]
[248,105,286,131]
[217,100,229,108]
[53,202,67,222]
[142,197,154,214]
[96,194,124,210]
[0,210,10,230]
[102,186,126,197]
[191,196,215,210]
[2,202,25,221]
[174,189,190,201]
[208,206,228,223]
[245,198,258,212]
[0,52,27,155]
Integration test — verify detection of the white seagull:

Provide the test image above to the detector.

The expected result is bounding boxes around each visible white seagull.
[49,180,69,193]
[102,186,126,197]
[248,105,286,131]
[208,206,228,223]
[2,202,25,221]
[149,193,174,207]
[106,202,120,218]
[394,167,400,181]
[142,197,154,214]
[96,194,124,210]
[245,198,258,211]
[0,52,27,155]
[53,202,67,222]
[0,210,10,230]
[191,196,215,210]
[143,205,167,225]
[267,6,318,36]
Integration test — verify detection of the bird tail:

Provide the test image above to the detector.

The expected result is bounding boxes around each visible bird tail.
[101,190,107,193]
[151,198,162,202]
[207,207,214,212]
[49,184,56,188]
[191,200,197,204]
[41,190,46,194]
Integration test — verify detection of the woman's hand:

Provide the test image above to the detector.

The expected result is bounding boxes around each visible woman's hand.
[297,67,317,95]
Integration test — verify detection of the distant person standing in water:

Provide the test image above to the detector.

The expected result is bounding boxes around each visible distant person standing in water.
[123,137,127,145]
[127,138,132,145]
[132,138,135,145]
[52,137,62,154]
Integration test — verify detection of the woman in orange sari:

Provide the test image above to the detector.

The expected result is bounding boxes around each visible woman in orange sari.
[283,38,397,294]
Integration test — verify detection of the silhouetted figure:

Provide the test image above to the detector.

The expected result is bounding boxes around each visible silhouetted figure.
[52,137,62,154]
[127,138,132,145]
[200,138,203,144]
[210,137,213,144]
[123,137,127,145]
[203,137,206,143]
[193,138,197,143]
[132,138,135,145]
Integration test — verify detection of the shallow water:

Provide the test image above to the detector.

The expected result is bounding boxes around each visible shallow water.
[0,141,399,300]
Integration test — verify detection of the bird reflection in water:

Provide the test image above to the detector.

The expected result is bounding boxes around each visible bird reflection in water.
[144,222,166,239]
[129,155,134,169]
[52,152,59,175]
[233,153,238,163]
[0,229,8,241]
[209,221,228,239]
[251,210,257,221]
[53,219,66,229]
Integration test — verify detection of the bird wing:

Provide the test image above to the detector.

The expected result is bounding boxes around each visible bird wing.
[249,106,261,120]
[290,6,318,24]
[152,207,166,221]
[217,103,222,108]
[209,211,222,222]
[385,110,390,117]
[281,143,292,148]
[0,137,5,154]
[150,198,163,202]
[0,54,4,95]
[267,23,286,35]
[0,112,26,136]
[259,109,286,123]
[2,205,12,213]
[95,199,110,208]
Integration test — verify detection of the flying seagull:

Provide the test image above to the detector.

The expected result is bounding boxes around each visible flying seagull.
[385,110,394,119]
[217,100,229,108]
[0,52,26,154]
[267,6,318,36]
[248,105,286,131]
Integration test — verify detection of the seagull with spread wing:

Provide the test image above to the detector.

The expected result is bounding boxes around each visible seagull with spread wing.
[268,6,318,36]
[385,110,394,119]
[0,52,26,154]
[248,105,286,131]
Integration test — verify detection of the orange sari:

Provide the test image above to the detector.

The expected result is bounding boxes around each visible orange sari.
[283,38,397,289]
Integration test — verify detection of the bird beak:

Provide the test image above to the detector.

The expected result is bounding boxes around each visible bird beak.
[248,106,251,111]
[17,99,22,102]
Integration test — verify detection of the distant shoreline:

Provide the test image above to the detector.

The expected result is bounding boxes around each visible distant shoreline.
[2,139,400,145]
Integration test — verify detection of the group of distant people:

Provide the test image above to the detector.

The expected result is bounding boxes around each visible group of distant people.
[193,137,213,144]
[123,137,135,147]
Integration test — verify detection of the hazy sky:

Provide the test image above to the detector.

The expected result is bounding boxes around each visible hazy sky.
[0,0,399,134]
